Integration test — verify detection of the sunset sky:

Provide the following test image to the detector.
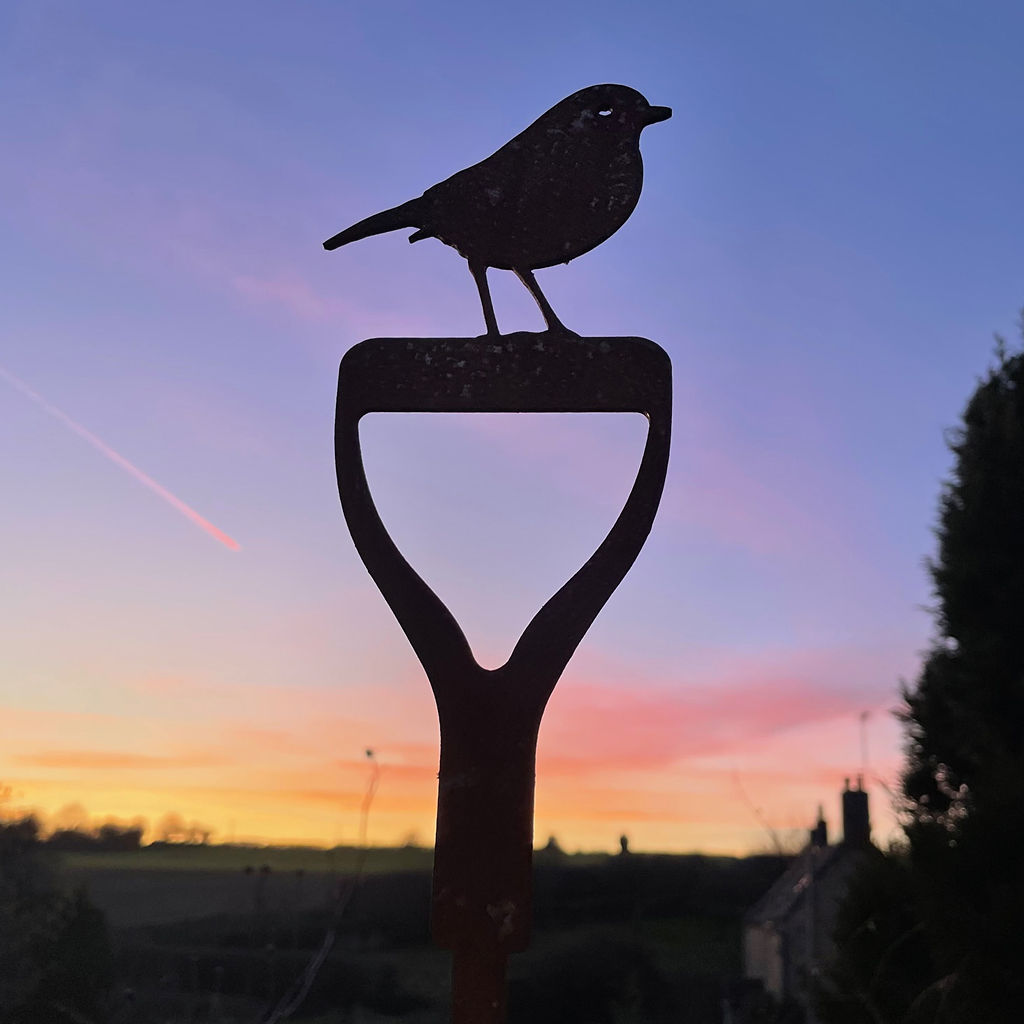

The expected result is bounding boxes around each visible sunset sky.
[3,1,1024,854]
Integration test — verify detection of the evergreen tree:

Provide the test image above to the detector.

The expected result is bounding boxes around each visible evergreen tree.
[816,845,933,1024]
[820,332,1024,1024]
[897,334,1024,1021]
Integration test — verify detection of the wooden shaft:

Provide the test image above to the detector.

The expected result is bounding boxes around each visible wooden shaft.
[452,946,508,1024]
[431,694,539,953]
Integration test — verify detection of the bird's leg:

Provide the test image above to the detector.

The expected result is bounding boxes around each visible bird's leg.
[469,262,500,337]
[514,269,577,336]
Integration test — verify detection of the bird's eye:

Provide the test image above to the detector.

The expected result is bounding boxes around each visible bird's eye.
[598,108,613,117]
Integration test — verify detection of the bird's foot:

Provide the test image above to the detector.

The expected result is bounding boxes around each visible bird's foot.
[474,325,581,341]
[544,323,581,339]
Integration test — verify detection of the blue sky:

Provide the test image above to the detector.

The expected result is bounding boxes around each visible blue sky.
[2,0,1022,851]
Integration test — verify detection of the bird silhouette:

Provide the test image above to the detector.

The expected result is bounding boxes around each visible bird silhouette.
[323,84,671,336]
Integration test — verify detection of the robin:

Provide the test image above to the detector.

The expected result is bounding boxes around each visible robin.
[323,84,670,336]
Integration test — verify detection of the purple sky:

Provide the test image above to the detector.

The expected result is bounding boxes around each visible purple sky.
[2,1,1023,852]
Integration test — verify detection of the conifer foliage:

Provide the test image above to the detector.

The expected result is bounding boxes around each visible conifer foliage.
[820,335,1024,1024]
[897,336,1024,1020]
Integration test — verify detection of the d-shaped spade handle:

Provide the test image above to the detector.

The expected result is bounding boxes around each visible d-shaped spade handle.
[335,334,671,1019]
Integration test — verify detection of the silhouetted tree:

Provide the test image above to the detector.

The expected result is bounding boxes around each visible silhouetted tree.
[155,810,189,843]
[0,814,49,1011]
[0,815,114,1022]
[47,802,90,834]
[825,335,1024,1023]
[45,827,98,852]
[816,844,933,1023]
[186,820,214,844]
[898,336,1024,1021]
[152,811,212,845]
[95,822,143,851]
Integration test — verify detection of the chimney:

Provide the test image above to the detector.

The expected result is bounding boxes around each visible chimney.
[809,804,828,848]
[842,776,870,847]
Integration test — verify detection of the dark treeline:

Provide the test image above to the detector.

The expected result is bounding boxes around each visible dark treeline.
[532,847,788,927]
[1,811,219,853]
[6,814,145,853]
[48,823,144,853]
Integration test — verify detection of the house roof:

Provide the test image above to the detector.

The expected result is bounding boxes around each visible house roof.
[744,842,870,926]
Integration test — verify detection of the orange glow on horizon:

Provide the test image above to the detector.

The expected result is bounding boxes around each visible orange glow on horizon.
[4,711,902,858]
[1,654,904,856]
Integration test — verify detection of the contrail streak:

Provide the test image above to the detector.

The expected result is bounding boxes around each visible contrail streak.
[1,364,241,551]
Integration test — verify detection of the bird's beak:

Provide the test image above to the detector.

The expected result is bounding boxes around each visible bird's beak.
[644,105,672,125]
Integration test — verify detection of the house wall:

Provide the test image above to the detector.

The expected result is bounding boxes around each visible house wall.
[743,922,783,1000]
[780,850,867,1023]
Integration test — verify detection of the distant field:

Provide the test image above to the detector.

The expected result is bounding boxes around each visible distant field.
[53,844,776,1021]
[59,844,768,932]
[58,845,617,928]
[59,845,435,928]
[60,842,435,874]
[59,843,615,874]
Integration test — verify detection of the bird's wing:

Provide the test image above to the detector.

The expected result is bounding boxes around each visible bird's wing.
[417,138,537,244]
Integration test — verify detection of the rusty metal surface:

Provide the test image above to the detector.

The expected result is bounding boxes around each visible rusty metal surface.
[335,332,671,1020]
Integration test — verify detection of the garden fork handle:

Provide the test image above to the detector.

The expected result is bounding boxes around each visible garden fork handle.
[335,334,671,1020]
[335,334,671,699]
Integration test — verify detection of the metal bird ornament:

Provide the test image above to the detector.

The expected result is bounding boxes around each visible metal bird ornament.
[323,84,671,336]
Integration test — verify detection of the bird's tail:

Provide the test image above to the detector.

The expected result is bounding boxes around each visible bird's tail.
[322,199,423,251]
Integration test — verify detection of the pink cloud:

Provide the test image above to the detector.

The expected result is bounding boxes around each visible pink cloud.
[116,640,905,790]
[2,637,909,851]
[537,639,907,779]
[540,676,854,777]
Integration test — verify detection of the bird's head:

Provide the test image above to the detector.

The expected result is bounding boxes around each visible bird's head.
[552,84,672,140]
